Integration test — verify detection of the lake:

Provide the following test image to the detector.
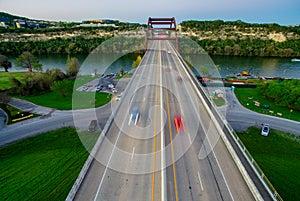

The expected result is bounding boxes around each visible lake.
[5,54,300,79]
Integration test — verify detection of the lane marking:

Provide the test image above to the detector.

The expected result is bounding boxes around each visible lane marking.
[187,132,192,144]
[197,171,204,191]
[93,117,126,201]
[128,114,132,125]
[131,146,135,161]
[93,42,153,201]
[172,43,235,201]
[164,51,179,201]
[152,46,159,201]
[159,41,167,201]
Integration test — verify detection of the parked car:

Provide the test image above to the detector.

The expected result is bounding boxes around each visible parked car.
[261,123,270,136]
[88,120,98,132]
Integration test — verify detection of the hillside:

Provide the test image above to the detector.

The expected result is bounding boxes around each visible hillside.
[179,20,300,57]
[1,12,300,57]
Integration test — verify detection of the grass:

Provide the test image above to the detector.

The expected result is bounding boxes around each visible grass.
[234,87,300,121]
[16,91,112,110]
[0,127,100,201]
[213,97,226,107]
[0,72,27,90]
[237,127,300,201]
[115,73,132,79]
[14,79,112,110]
[0,103,38,124]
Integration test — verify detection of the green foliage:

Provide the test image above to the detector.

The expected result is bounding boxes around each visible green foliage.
[197,38,300,57]
[15,51,42,72]
[0,36,107,56]
[132,55,142,68]
[7,69,66,96]
[237,127,300,201]
[260,79,300,110]
[120,67,124,75]
[66,57,80,77]
[0,54,12,72]
[0,127,98,200]
[15,79,112,110]
[235,87,300,121]
[180,20,300,57]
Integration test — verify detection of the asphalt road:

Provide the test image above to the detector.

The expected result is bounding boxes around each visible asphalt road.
[74,41,256,201]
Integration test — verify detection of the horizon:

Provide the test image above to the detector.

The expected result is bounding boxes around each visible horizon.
[1,10,299,26]
[0,0,299,26]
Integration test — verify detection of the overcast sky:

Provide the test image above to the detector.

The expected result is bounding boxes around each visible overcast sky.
[0,0,299,25]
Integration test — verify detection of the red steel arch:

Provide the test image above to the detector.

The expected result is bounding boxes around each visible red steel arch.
[146,17,178,50]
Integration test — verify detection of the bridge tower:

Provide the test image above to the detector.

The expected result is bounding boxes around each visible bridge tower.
[146,17,178,50]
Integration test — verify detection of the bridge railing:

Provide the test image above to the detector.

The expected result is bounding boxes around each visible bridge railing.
[177,53,283,201]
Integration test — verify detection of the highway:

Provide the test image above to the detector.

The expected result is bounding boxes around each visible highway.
[73,40,258,201]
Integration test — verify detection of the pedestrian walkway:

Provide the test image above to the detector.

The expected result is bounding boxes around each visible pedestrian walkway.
[8,98,55,116]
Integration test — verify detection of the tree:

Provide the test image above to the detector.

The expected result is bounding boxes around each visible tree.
[0,54,12,72]
[132,55,142,68]
[0,92,11,104]
[15,51,42,72]
[120,67,124,75]
[66,57,80,77]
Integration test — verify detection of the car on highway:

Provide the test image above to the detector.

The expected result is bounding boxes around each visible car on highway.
[130,107,140,125]
[177,76,183,83]
[174,115,186,133]
[167,50,171,54]
[261,123,270,136]
[88,120,98,132]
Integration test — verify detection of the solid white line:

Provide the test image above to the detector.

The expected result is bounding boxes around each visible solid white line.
[131,146,135,161]
[128,114,132,125]
[159,41,167,201]
[93,121,124,201]
[187,133,192,144]
[197,171,204,191]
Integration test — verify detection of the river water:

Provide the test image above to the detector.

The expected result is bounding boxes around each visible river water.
[5,54,300,79]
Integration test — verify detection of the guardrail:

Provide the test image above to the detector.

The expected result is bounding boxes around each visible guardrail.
[177,53,283,201]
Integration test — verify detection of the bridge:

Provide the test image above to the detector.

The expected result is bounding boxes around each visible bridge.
[66,18,281,201]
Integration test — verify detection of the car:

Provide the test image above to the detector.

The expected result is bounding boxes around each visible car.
[88,120,98,132]
[116,97,121,101]
[173,115,186,133]
[167,51,171,54]
[130,107,140,125]
[96,86,102,92]
[112,88,118,93]
[261,123,270,136]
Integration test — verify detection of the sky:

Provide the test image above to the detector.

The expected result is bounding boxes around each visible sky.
[0,0,299,25]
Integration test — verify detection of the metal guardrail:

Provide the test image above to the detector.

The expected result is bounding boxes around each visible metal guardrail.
[177,53,283,201]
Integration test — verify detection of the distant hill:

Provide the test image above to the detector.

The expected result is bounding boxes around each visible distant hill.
[0,12,29,23]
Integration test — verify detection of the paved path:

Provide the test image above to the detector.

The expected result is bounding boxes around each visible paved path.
[218,88,300,135]
[1,82,299,147]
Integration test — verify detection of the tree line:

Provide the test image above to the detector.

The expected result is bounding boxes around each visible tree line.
[0,36,109,56]
[181,20,300,57]
[180,20,300,34]
[259,79,300,110]
[196,38,300,57]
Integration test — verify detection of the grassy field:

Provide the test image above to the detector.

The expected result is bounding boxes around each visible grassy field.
[0,72,27,90]
[235,87,300,121]
[237,127,300,201]
[0,127,100,200]
[16,90,112,110]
